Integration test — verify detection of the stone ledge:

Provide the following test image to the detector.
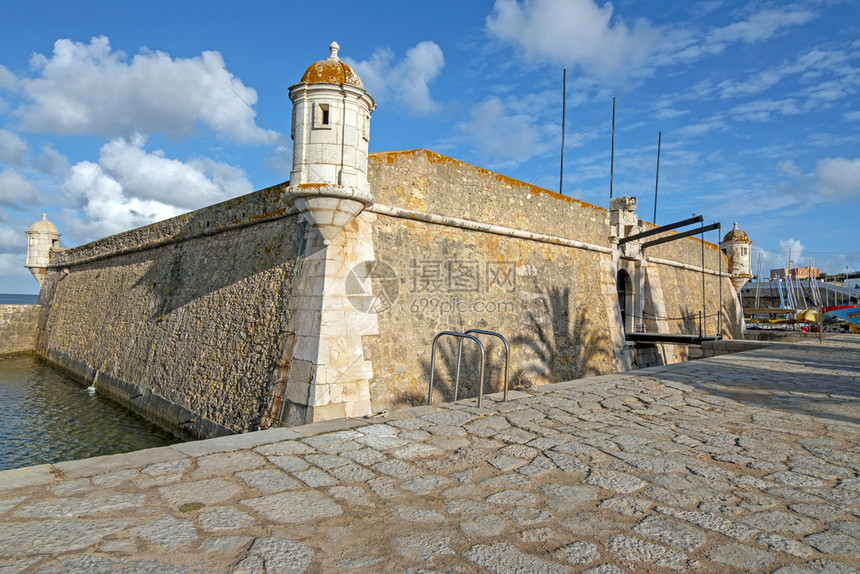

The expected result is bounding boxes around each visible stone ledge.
[54,446,187,480]
[0,464,57,492]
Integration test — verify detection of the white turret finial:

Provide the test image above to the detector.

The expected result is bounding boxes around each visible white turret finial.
[329,41,340,61]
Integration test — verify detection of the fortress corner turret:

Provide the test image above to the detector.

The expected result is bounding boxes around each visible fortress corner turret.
[285,41,376,245]
[25,213,60,286]
[720,222,752,291]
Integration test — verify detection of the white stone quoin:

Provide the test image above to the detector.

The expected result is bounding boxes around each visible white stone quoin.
[280,42,380,424]
[25,213,60,286]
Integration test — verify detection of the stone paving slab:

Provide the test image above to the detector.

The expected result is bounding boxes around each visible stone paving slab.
[1,335,859,573]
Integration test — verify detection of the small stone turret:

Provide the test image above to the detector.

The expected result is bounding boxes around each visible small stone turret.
[609,196,641,258]
[720,222,752,291]
[285,41,376,245]
[25,213,60,286]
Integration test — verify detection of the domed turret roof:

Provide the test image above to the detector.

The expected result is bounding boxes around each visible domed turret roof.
[27,213,59,235]
[299,42,364,89]
[723,222,750,243]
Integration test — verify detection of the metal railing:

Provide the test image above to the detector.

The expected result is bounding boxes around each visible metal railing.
[464,329,509,402]
[427,329,509,408]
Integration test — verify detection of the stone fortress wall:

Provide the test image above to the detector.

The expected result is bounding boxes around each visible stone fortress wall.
[34,185,306,438]
[0,305,40,355]
[364,150,738,407]
[28,148,739,438]
[22,43,745,439]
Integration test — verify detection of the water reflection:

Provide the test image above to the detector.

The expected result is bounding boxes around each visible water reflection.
[0,354,180,471]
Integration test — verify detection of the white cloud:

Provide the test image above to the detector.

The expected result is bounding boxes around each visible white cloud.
[349,41,445,114]
[713,48,852,104]
[0,223,19,251]
[655,8,820,70]
[778,238,805,267]
[34,145,69,177]
[730,98,801,122]
[786,49,849,79]
[751,238,806,275]
[707,9,816,47]
[456,97,545,168]
[654,107,689,120]
[96,135,245,208]
[18,36,274,144]
[61,135,253,240]
[0,222,22,250]
[0,252,28,278]
[0,64,15,113]
[486,0,660,79]
[63,160,179,240]
[265,145,293,179]
[815,157,860,201]
[676,116,729,138]
[778,159,803,178]
[0,65,14,90]
[0,169,44,207]
[0,130,28,165]
[717,70,783,99]
[803,80,853,109]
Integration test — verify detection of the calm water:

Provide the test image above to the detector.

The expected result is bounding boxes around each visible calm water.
[0,354,181,471]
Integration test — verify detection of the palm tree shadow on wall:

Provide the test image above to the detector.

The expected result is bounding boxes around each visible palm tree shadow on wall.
[402,286,613,407]
[511,286,611,387]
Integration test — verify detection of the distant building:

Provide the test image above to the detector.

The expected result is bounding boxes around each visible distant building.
[770,267,820,280]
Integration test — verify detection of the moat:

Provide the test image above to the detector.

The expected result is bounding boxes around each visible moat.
[0,354,180,471]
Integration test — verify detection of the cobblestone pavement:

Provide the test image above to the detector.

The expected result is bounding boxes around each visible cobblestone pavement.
[1,336,859,573]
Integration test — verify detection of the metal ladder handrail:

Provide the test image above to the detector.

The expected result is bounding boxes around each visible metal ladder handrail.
[464,329,509,402]
[428,331,486,408]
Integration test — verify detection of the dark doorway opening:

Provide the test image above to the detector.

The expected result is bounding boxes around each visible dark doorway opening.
[617,269,632,331]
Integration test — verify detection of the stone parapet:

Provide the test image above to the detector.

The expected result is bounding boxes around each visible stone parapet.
[368,150,611,246]
[49,183,290,268]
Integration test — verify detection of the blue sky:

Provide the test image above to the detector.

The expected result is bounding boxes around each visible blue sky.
[1,0,858,294]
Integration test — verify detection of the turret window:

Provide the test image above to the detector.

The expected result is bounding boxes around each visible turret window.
[314,103,333,129]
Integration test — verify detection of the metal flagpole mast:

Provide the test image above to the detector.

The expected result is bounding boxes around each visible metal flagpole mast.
[560,69,566,195]
[609,97,616,200]
[653,131,661,223]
